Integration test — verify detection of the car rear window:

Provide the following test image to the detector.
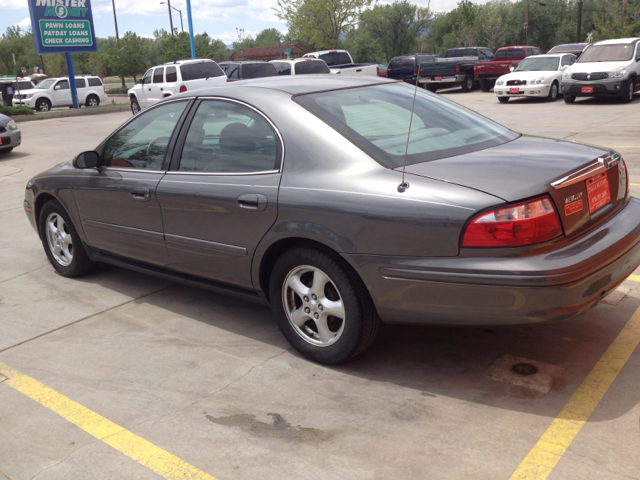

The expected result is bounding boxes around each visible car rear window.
[444,48,477,58]
[295,61,330,75]
[180,61,225,81]
[88,78,102,86]
[241,63,278,79]
[389,56,414,69]
[295,83,517,168]
[495,48,525,59]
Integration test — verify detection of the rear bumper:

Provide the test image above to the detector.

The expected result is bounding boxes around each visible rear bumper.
[346,197,640,326]
[420,74,466,84]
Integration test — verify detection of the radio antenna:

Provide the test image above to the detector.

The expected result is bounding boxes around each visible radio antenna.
[398,0,432,193]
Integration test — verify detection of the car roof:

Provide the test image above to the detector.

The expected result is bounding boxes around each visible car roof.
[161,58,216,66]
[269,58,325,64]
[220,61,268,64]
[594,37,640,45]
[172,75,392,97]
[521,53,566,58]
[306,50,348,55]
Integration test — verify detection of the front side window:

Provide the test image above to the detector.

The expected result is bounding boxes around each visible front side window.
[295,83,516,168]
[153,68,164,83]
[142,69,153,85]
[561,55,574,66]
[179,100,278,173]
[579,44,635,62]
[102,101,187,170]
[56,80,69,90]
[295,61,330,75]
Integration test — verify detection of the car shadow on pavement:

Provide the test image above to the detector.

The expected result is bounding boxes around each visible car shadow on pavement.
[0,151,29,161]
[77,263,640,421]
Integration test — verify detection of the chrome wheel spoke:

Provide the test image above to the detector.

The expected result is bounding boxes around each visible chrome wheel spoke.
[310,270,330,298]
[287,274,310,298]
[321,298,344,319]
[315,316,335,343]
[290,306,309,327]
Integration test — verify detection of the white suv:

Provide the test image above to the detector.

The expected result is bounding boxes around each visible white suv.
[128,59,228,114]
[270,58,331,75]
[13,76,107,111]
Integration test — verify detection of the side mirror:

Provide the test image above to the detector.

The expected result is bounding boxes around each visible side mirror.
[137,79,144,85]
[509,66,515,72]
[54,85,60,90]
[74,151,100,169]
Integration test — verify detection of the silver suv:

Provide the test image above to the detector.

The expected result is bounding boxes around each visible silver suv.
[128,59,227,114]
[562,37,640,103]
[13,76,107,111]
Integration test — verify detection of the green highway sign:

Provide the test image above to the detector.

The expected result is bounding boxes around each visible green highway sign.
[39,19,93,47]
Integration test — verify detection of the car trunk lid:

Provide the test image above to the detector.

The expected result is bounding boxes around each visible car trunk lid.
[400,135,628,238]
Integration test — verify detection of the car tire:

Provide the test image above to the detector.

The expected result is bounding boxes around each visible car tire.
[498,97,509,103]
[39,199,95,278]
[548,81,559,101]
[426,84,438,93]
[0,148,13,154]
[480,80,491,92]
[461,74,474,92]
[621,78,634,104]
[269,244,380,365]
[36,98,51,112]
[564,95,576,104]
[130,97,141,115]
[86,95,100,107]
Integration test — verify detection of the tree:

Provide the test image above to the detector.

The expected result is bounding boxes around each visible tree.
[275,0,373,49]
[107,31,148,82]
[358,1,431,61]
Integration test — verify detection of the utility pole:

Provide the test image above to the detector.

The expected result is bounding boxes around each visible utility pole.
[111,0,125,87]
[166,0,175,36]
[576,0,583,42]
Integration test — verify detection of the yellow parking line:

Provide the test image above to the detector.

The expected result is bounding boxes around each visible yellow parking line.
[0,361,217,480]
[605,146,640,148]
[509,305,640,480]
[629,274,640,282]
[630,184,640,187]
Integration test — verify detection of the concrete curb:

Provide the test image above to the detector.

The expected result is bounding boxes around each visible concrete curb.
[13,105,130,123]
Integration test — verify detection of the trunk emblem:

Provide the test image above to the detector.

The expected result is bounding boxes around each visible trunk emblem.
[564,192,583,204]
[587,74,591,80]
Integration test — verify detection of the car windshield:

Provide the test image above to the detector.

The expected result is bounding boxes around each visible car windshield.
[36,79,56,89]
[515,57,559,71]
[296,83,517,168]
[578,44,635,62]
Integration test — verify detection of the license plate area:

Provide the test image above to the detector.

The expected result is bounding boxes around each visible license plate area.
[586,172,611,213]
[434,76,442,81]
[581,86,594,93]
[509,87,520,94]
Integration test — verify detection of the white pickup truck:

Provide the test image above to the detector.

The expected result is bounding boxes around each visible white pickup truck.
[302,50,379,76]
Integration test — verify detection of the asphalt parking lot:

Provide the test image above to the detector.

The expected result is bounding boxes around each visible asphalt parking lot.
[1,89,639,480]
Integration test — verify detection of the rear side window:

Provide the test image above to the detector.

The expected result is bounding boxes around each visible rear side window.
[241,63,278,79]
[227,65,239,79]
[179,100,279,173]
[496,49,525,59]
[88,78,102,87]
[75,78,86,88]
[180,61,225,81]
[153,68,164,83]
[165,66,177,82]
[272,62,291,75]
[337,52,351,64]
[295,61,330,75]
[296,83,516,168]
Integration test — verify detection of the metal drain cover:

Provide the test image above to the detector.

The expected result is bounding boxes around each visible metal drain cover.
[512,363,538,376]
[488,355,563,394]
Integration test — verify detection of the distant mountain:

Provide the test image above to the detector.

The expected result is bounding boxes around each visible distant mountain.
[226,44,234,50]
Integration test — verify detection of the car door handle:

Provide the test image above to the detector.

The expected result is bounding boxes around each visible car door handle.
[130,187,150,201]
[356,69,362,72]
[237,194,267,211]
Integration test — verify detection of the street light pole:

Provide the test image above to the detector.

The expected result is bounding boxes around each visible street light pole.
[160,2,183,33]
[166,0,175,36]
[576,0,583,42]
[525,0,529,44]
[111,0,120,41]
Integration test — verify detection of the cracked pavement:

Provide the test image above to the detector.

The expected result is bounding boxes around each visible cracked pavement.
[0,94,639,479]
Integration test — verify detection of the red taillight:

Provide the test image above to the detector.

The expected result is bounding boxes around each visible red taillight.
[462,197,562,248]
[179,85,187,93]
[377,66,380,76]
[455,65,460,73]
[103,86,106,93]
[413,68,418,75]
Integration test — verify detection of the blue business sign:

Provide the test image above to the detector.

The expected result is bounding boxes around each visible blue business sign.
[27,0,98,54]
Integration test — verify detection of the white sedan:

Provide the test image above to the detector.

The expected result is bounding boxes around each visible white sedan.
[494,53,576,103]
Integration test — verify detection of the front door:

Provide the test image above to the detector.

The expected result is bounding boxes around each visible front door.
[147,67,165,105]
[52,79,71,106]
[73,100,191,265]
[138,69,154,108]
[156,98,282,289]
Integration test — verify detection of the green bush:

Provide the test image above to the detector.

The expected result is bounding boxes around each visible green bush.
[0,105,34,116]
[106,87,129,94]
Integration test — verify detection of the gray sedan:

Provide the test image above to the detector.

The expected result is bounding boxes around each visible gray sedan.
[23,77,640,364]
[0,113,21,153]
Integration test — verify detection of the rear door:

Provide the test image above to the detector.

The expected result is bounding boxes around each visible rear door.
[73,99,191,265]
[74,77,86,103]
[156,98,282,289]
[147,67,165,104]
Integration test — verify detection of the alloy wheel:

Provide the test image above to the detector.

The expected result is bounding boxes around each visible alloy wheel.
[131,101,140,114]
[38,101,49,112]
[45,212,73,266]
[629,81,634,102]
[282,265,346,347]
[88,97,98,107]
[550,83,558,101]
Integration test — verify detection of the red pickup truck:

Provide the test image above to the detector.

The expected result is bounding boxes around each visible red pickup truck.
[474,46,541,91]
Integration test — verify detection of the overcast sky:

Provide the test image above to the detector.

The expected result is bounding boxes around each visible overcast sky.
[1,0,493,46]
